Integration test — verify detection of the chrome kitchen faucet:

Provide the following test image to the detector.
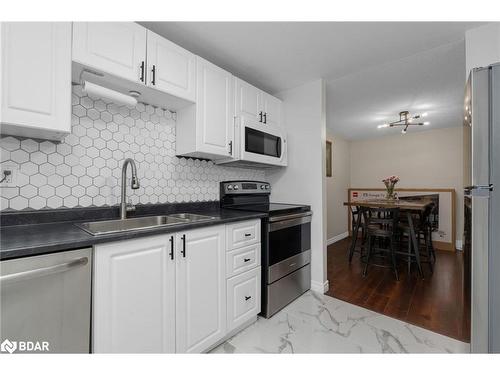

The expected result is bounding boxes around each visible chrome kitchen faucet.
[120,158,140,220]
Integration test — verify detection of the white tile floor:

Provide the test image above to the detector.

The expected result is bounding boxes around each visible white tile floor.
[211,291,470,353]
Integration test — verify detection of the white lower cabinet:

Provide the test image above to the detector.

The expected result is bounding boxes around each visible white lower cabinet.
[92,220,261,353]
[175,225,226,353]
[226,267,261,332]
[93,234,175,353]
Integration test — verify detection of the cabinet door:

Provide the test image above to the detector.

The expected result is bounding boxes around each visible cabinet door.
[176,226,226,353]
[262,92,282,127]
[227,267,261,332]
[234,78,262,122]
[146,30,196,101]
[196,57,234,158]
[1,22,71,140]
[72,22,147,83]
[93,235,175,353]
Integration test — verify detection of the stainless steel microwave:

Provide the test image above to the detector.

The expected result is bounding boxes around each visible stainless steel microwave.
[217,116,287,168]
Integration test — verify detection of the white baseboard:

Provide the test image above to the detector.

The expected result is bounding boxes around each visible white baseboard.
[327,231,349,246]
[311,279,329,294]
[456,240,463,251]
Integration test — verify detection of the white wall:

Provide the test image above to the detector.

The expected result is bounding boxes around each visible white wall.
[326,130,351,242]
[349,127,464,244]
[267,79,328,293]
[466,23,500,75]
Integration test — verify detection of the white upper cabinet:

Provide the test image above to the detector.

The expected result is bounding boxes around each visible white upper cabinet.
[146,31,196,102]
[72,22,147,83]
[262,92,282,127]
[93,234,176,353]
[176,57,233,159]
[0,22,72,141]
[234,78,262,122]
[176,226,226,353]
[196,57,234,156]
[234,77,282,127]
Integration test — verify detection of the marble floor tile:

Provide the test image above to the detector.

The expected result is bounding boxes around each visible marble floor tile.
[211,291,470,354]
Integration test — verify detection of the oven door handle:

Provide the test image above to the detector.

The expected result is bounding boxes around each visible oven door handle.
[268,211,312,222]
[269,212,312,232]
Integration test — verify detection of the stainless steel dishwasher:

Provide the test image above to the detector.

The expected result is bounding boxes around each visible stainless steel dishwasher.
[0,248,92,353]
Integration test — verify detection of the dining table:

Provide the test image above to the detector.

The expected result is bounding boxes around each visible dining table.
[343,198,434,277]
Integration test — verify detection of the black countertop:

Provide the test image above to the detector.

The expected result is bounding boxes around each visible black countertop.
[0,203,267,261]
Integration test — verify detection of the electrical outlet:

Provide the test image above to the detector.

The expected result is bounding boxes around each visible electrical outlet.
[0,164,18,188]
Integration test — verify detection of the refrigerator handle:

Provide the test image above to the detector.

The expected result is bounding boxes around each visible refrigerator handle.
[465,184,494,196]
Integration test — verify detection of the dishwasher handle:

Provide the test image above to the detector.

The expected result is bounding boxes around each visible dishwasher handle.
[0,257,89,284]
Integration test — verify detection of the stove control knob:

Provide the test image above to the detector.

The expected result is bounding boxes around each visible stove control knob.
[265,185,270,190]
[260,185,265,190]
[233,185,239,190]
[227,185,233,191]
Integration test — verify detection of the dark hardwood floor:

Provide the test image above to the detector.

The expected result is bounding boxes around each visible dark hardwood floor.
[326,237,470,342]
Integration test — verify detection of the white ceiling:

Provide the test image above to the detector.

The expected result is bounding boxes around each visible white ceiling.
[139,22,482,140]
[327,40,466,140]
[140,22,481,93]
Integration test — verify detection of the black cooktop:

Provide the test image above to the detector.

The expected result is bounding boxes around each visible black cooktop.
[219,181,310,217]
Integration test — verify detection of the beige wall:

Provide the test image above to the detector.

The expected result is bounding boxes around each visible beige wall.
[349,127,464,245]
[326,130,351,240]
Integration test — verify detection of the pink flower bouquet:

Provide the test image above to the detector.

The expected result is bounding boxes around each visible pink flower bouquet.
[382,175,400,200]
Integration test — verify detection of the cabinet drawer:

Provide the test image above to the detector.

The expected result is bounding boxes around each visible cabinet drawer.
[226,243,261,278]
[226,220,260,250]
[227,267,261,332]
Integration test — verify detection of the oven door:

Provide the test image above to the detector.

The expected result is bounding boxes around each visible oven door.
[240,117,287,166]
[267,212,311,283]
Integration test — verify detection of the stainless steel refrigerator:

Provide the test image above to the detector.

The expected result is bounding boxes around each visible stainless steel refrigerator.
[464,62,500,353]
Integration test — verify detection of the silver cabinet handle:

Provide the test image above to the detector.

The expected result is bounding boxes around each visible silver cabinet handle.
[228,140,233,155]
[0,257,88,284]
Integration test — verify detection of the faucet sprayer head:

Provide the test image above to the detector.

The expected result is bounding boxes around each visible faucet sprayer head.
[131,175,140,189]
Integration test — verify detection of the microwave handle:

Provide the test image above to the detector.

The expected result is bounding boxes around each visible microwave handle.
[277,137,282,158]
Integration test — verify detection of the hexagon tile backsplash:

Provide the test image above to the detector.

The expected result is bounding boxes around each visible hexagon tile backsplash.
[0,87,264,211]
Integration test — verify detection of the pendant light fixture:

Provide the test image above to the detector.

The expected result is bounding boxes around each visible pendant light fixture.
[377,111,430,134]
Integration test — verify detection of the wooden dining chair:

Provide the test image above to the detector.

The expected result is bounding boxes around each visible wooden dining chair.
[362,207,400,280]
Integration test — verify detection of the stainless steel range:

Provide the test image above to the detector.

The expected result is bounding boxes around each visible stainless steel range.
[220,180,312,318]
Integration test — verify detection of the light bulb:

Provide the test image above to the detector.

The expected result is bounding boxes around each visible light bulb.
[421,112,428,117]
[377,124,389,129]
[402,129,407,134]
[423,121,430,125]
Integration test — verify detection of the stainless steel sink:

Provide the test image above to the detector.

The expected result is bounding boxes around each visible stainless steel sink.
[76,213,218,236]
[168,213,217,222]
[76,215,189,236]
